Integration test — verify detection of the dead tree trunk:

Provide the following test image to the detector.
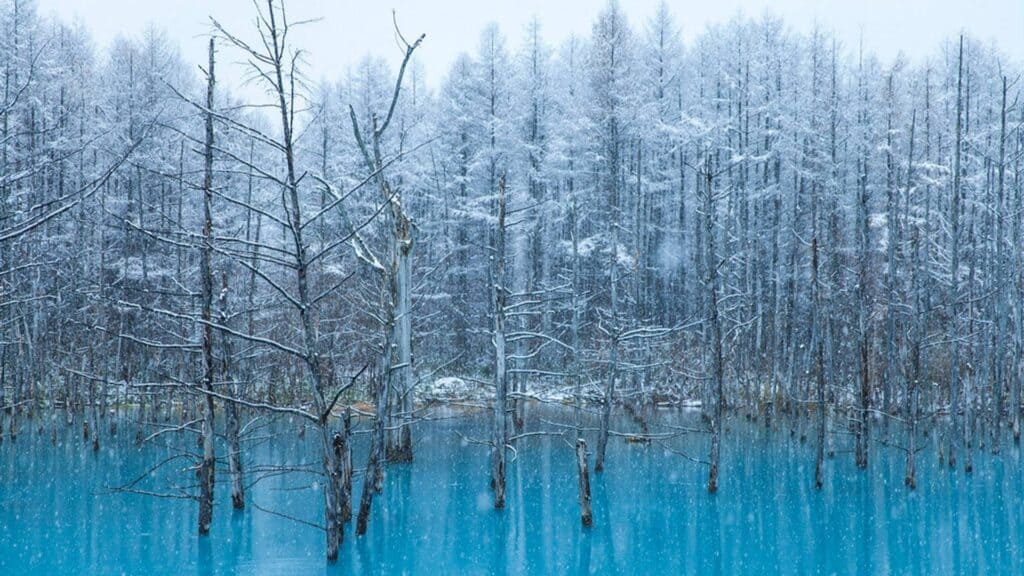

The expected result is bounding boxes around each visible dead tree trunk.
[326,428,346,560]
[993,77,1009,455]
[703,157,723,494]
[357,368,388,535]
[491,174,509,510]
[197,37,217,536]
[854,55,871,470]
[220,272,244,509]
[344,33,424,465]
[813,240,825,491]
[212,3,349,559]
[595,333,616,473]
[340,408,353,523]
[594,178,620,473]
[576,438,593,527]
[571,193,583,437]
[905,111,920,490]
[948,36,964,470]
[1015,90,1024,445]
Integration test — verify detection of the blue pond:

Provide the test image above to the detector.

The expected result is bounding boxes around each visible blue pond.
[1,408,1023,575]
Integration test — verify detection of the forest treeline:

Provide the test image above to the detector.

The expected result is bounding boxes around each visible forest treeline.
[0,0,1022,560]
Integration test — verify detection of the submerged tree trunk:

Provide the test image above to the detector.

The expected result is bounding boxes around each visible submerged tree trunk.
[905,111,920,491]
[197,37,217,536]
[325,425,346,561]
[491,174,508,509]
[595,171,620,474]
[340,408,353,523]
[220,273,244,510]
[948,36,965,470]
[576,438,593,527]
[703,158,723,494]
[595,333,616,473]
[854,53,871,470]
[390,230,414,462]
[225,401,244,509]
[343,35,423,466]
[224,4,348,559]
[813,232,826,491]
[1015,95,1024,445]
[357,367,388,535]
[570,193,583,437]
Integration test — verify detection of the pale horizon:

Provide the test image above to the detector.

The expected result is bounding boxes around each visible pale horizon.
[38,0,1024,91]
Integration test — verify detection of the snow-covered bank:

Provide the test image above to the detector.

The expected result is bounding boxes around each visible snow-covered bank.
[415,376,702,409]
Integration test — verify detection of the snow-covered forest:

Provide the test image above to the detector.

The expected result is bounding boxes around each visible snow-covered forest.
[1,0,1023,567]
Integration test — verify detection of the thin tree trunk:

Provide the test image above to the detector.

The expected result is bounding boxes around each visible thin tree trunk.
[491,174,508,509]
[948,36,965,469]
[854,54,871,470]
[220,272,244,510]
[197,37,217,537]
[905,111,919,490]
[340,408,353,523]
[704,157,723,494]
[576,438,593,527]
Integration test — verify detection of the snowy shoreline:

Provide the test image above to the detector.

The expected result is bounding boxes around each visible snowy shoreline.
[415,376,702,409]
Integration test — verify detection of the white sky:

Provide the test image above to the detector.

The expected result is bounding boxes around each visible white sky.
[38,0,1024,90]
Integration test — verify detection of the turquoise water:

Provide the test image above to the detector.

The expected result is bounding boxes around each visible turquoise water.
[1,409,1023,575]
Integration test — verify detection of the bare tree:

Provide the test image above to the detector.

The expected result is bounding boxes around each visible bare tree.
[197,36,217,536]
